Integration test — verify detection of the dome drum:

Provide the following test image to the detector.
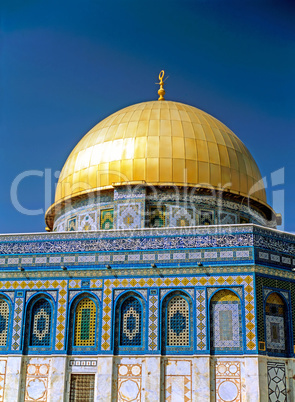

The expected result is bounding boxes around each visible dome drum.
[49,185,276,232]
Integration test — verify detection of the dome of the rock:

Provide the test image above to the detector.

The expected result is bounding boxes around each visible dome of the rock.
[45,100,272,230]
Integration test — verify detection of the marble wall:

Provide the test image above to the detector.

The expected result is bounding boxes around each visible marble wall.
[0,355,293,401]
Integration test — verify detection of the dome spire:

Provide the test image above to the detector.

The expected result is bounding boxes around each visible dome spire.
[157,70,165,100]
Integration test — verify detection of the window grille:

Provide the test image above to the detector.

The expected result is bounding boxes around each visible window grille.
[0,299,9,346]
[74,298,96,346]
[120,297,142,346]
[30,299,52,346]
[69,374,95,402]
[167,296,189,346]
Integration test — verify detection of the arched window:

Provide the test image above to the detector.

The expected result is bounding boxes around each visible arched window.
[29,298,52,347]
[74,298,97,347]
[167,296,189,346]
[119,296,142,347]
[265,292,288,355]
[162,292,192,353]
[0,298,10,347]
[210,289,242,352]
[114,294,145,354]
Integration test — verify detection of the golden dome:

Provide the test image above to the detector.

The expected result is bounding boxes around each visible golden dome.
[46,100,268,229]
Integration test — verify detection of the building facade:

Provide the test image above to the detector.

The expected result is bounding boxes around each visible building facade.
[0,80,293,401]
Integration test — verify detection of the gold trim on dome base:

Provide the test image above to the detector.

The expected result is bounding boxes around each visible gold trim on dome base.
[45,100,273,230]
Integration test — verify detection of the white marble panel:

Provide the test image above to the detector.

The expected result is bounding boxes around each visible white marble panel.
[0,360,6,401]
[96,357,113,402]
[165,359,192,401]
[3,356,22,401]
[49,357,66,402]
[241,358,259,402]
[192,357,210,401]
[144,357,161,402]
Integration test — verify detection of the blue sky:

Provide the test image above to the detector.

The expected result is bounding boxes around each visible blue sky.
[1,0,295,233]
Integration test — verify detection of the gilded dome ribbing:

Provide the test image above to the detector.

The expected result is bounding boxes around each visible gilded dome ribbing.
[55,101,266,202]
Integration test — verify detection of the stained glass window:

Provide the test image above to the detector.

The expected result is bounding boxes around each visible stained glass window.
[30,299,52,346]
[167,296,189,346]
[0,299,9,346]
[120,297,142,346]
[74,298,96,346]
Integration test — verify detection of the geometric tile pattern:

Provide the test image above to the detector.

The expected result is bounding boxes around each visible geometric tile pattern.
[56,282,67,350]
[78,212,96,231]
[0,360,6,402]
[52,185,272,231]
[69,280,82,289]
[117,203,141,230]
[211,303,241,351]
[148,292,158,351]
[169,206,195,227]
[267,361,287,402]
[101,275,255,351]
[90,279,103,289]
[165,359,192,402]
[12,295,24,351]
[8,280,67,351]
[256,276,295,350]
[215,361,241,402]
[117,364,142,402]
[196,289,206,350]
[219,212,237,225]
[53,192,113,231]
[25,362,50,402]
